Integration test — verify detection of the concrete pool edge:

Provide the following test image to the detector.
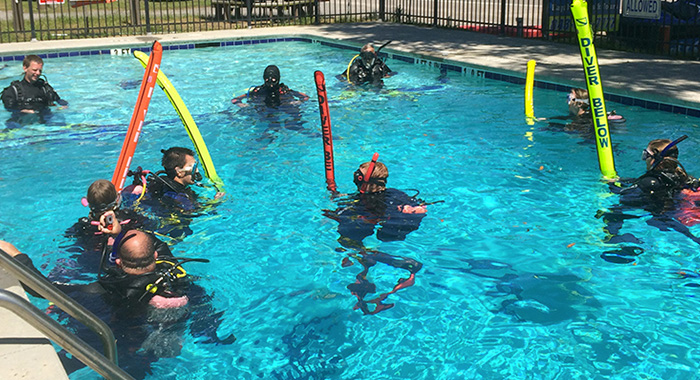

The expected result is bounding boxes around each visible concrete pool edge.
[0,24,698,116]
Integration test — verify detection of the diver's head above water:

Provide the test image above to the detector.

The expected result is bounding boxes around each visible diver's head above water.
[161,146,203,185]
[262,65,282,107]
[360,44,378,70]
[636,136,692,195]
[354,161,388,193]
[642,138,680,172]
[567,88,590,117]
[115,230,158,275]
[263,65,281,90]
[87,179,121,221]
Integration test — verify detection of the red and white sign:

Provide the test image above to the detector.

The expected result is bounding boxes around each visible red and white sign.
[38,0,66,4]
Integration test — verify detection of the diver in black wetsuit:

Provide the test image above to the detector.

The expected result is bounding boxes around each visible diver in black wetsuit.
[96,229,194,308]
[147,147,203,210]
[540,88,625,140]
[231,65,312,144]
[128,147,223,239]
[324,160,428,249]
[1,55,66,114]
[338,43,394,86]
[64,179,161,279]
[0,228,235,378]
[323,159,433,314]
[598,136,700,263]
[231,65,309,108]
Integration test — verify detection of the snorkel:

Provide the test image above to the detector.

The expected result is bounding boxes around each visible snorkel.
[190,160,203,183]
[359,152,380,194]
[376,40,392,55]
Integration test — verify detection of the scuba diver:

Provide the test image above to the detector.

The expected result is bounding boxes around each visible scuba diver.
[458,258,602,325]
[231,65,314,145]
[231,65,309,108]
[598,136,700,263]
[338,42,394,86]
[64,179,161,279]
[124,147,224,239]
[97,229,195,308]
[147,146,204,209]
[1,55,67,127]
[539,88,625,140]
[634,136,698,196]
[0,227,235,378]
[323,155,438,314]
[323,159,429,249]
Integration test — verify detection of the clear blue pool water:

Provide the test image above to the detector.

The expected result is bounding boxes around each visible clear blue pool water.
[2,40,700,379]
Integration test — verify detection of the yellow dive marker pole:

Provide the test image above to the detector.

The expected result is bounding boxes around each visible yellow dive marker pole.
[524,60,536,125]
[571,0,617,179]
[133,50,224,190]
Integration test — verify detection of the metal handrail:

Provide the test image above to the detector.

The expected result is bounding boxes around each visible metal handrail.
[0,290,134,380]
[0,249,134,380]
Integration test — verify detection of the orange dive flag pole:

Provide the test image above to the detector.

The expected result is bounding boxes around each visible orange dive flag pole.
[314,70,337,193]
[112,41,163,192]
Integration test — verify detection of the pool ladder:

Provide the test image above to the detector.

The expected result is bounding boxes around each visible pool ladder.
[0,249,134,380]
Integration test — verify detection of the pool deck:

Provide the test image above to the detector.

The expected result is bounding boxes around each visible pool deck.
[1,22,699,379]
[1,23,699,110]
[0,267,69,380]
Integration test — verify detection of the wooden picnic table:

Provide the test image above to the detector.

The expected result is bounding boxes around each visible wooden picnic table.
[211,0,316,22]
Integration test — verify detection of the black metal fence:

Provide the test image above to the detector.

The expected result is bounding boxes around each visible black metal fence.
[1,0,699,58]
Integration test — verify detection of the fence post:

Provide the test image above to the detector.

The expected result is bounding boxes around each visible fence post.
[500,0,506,35]
[27,0,37,41]
[315,0,320,24]
[379,0,385,22]
[433,0,438,26]
[144,0,151,34]
[246,0,252,28]
[541,0,550,39]
[12,0,25,32]
[129,0,141,25]
[660,25,670,54]
[516,17,523,37]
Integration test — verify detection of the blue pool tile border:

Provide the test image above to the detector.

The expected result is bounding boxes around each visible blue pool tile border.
[1,36,698,118]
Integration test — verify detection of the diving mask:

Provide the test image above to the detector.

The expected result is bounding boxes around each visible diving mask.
[641,149,654,161]
[567,93,588,104]
[360,51,377,69]
[89,196,120,220]
[181,161,202,182]
[353,169,365,187]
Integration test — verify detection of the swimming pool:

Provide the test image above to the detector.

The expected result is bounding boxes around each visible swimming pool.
[2,39,700,379]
